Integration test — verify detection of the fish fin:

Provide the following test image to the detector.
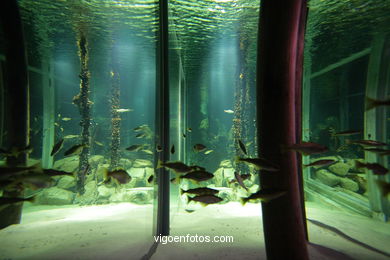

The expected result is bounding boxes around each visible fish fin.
[157,159,163,169]
[187,196,193,204]
[366,97,378,111]
[234,156,241,164]
[240,198,248,206]
[180,189,185,195]
[355,160,365,169]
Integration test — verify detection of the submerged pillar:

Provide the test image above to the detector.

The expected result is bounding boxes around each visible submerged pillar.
[74,32,91,195]
[0,0,30,228]
[256,0,309,259]
[109,68,121,170]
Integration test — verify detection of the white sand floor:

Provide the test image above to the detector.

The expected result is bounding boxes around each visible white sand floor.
[0,201,389,260]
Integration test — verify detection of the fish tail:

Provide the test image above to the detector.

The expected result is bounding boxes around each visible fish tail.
[366,97,378,111]
[180,189,185,195]
[355,160,365,169]
[377,180,390,197]
[234,156,241,164]
[187,196,193,204]
[157,159,163,169]
[240,198,248,206]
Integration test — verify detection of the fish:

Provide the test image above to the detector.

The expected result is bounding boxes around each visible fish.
[238,139,247,155]
[363,148,390,154]
[234,171,248,191]
[157,160,193,174]
[63,135,79,139]
[224,109,234,114]
[94,141,104,146]
[12,173,54,190]
[329,129,361,136]
[104,168,131,184]
[193,144,206,152]
[376,180,390,197]
[43,169,74,177]
[61,117,72,121]
[0,145,33,158]
[182,133,186,138]
[304,159,336,168]
[366,97,390,111]
[187,194,223,206]
[136,133,147,138]
[346,140,387,147]
[241,174,251,180]
[241,189,287,205]
[133,124,148,132]
[156,145,163,152]
[147,175,154,184]
[180,187,219,196]
[204,150,214,155]
[179,170,214,183]
[185,209,196,213]
[142,149,154,155]
[50,139,64,156]
[170,144,175,154]
[64,144,87,156]
[54,122,60,127]
[0,196,35,210]
[125,144,144,152]
[187,128,192,132]
[355,161,388,175]
[284,142,328,155]
[235,157,280,172]
[0,163,41,181]
[115,108,134,113]
[170,177,178,184]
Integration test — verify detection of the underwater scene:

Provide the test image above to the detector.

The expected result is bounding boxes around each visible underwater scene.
[0,0,390,259]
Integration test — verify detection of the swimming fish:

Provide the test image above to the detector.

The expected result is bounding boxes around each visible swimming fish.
[355,161,388,175]
[182,133,186,138]
[157,160,193,174]
[187,194,223,206]
[12,173,54,190]
[224,109,234,114]
[187,128,192,132]
[61,117,72,121]
[104,168,131,184]
[234,171,248,191]
[330,129,362,137]
[142,149,154,155]
[180,170,214,183]
[133,124,148,132]
[180,187,219,196]
[366,97,390,111]
[193,144,206,152]
[115,108,133,113]
[64,144,87,156]
[0,163,41,181]
[147,175,154,184]
[241,189,286,205]
[347,140,387,147]
[185,209,196,213]
[304,159,336,168]
[0,145,33,158]
[238,139,247,155]
[42,168,74,177]
[94,141,104,146]
[50,139,64,156]
[363,148,390,154]
[171,144,175,154]
[156,145,163,152]
[126,144,144,152]
[63,135,79,139]
[235,157,280,172]
[0,196,35,210]
[284,142,328,155]
[136,133,147,138]
[204,150,214,155]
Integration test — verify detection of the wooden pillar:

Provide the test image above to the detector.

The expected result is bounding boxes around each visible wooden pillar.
[0,0,29,229]
[257,0,309,259]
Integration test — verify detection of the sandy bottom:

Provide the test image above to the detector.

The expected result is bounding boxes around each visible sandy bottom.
[0,201,389,260]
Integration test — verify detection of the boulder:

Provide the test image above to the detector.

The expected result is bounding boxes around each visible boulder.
[316,169,340,187]
[328,162,351,176]
[37,187,74,205]
[53,156,79,172]
[119,158,133,169]
[218,189,234,204]
[57,176,76,190]
[89,155,105,166]
[128,168,145,179]
[213,168,224,187]
[97,185,115,199]
[220,160,232,168]
[340,178,359,192]
[133,159,152,168]
[73,181,97,205]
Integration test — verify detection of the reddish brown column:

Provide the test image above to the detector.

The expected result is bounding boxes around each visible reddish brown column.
[256,0,309,259]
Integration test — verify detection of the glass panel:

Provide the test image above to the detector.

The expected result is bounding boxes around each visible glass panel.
[0,1,158,258]
[168,0,263,256]
[303,0,390,258]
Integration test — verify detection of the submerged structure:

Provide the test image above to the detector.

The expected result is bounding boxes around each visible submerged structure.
[0,0,390,259]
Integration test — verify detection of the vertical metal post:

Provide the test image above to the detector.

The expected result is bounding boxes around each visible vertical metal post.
[155,0,170,236]
[257,0,309,259]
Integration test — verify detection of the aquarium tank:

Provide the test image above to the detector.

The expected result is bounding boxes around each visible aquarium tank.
[0,0,389,259]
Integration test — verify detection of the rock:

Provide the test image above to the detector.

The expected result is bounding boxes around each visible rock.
[128,190,151,204]
[89,155,105,166]
[340,178,359,192]
[97,185,115,199]
[222,168,235,179]
[119,158,133,169]
[128,168,145,179]
[96,164,110,181]
[37,187,74,205]
[73,181,97,205]
[213,168,224,187]
[315,169,340,187]
[57,176,76,190]
[133,159,152,168]
[218,189,234,204]
[220,160,232,168]
[328,162,351,176]
[347,159,365,173]
[53,156,79,172]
